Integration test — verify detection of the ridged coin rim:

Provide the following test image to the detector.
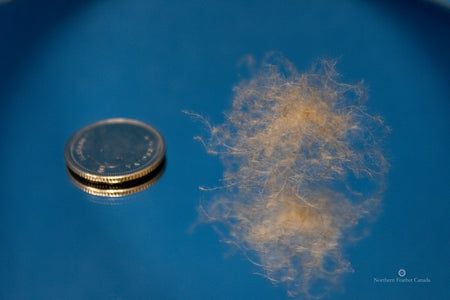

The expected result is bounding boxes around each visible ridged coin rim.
[64,118,166,184]
[66,161,165,197]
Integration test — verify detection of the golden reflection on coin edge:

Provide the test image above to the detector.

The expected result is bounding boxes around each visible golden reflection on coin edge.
[66,162,165,197]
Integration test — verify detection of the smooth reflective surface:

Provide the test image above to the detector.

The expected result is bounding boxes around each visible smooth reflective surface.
[0,0,448,299]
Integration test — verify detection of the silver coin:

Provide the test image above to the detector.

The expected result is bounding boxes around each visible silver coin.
[65,118,166,184]
[66,160,165,198]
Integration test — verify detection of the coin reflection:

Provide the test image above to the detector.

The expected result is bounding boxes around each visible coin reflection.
[67,158,165,200]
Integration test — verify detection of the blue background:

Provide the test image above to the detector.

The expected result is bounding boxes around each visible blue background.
[0,0,449,299]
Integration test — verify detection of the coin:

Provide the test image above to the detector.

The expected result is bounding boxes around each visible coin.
[66,159,165,197]
[65,118,166,186]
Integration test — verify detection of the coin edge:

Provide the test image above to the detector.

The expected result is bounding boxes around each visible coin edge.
[64,118,166,184]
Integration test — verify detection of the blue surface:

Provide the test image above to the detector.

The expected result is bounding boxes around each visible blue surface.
[0,0,449,299]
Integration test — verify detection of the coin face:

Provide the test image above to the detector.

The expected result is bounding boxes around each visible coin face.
[65,118,166,185]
